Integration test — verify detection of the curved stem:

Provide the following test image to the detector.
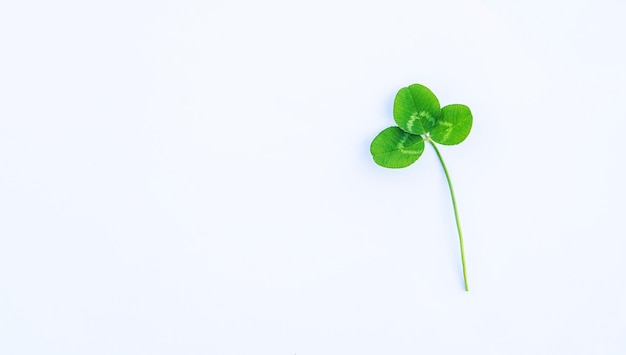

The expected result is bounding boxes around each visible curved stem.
[427,139,469,292]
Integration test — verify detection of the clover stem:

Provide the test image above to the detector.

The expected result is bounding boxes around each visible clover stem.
[427,139,469,292]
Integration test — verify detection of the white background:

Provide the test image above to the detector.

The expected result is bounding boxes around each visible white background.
[1,0,625,354]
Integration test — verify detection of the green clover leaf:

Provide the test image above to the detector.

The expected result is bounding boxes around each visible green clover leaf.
[370,83,473,291]
[370,127,425,169]
[430,104,473,145]
[393,84,440,135]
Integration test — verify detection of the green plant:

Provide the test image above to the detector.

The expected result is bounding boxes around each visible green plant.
[370,83,472,291]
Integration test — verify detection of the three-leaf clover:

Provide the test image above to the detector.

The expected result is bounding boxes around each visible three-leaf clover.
[370,83,473,291]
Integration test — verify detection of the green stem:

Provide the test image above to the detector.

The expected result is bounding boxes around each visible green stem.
[427,138,469,292]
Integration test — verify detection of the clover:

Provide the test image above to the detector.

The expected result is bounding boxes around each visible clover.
[370,83,473,291]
